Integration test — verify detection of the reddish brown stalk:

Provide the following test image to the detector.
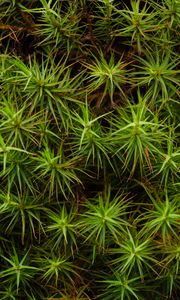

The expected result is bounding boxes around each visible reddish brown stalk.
[144,147,153,172]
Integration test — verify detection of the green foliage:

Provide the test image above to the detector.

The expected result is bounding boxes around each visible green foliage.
[114,0,158,53]
[0,246,37,293]
[83,51,130,104]
[81,185,130,259]
[0,97,43,148]
[155,129,180,186]
[0,191,45,244]
[70,101,113,174]
[0,0,179,299]
[134,50,179,103]
[33,143,82,199]
[30,0,83,51]
[139,189,180,243]
[108,95,166,176]
[46,205,80,254]
[35,249,78,288]
[100,273,143,300]
[109,229,157,279]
